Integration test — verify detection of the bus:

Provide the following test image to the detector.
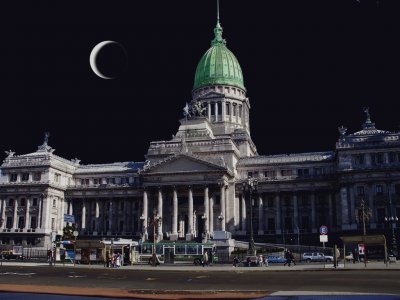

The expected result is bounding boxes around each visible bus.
[139,241,216,265]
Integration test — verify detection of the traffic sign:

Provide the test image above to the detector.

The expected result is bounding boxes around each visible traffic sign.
[320,235,328,243]
[319,225,328,235]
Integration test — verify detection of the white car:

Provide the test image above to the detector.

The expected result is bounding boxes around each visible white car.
[303,252,333,263]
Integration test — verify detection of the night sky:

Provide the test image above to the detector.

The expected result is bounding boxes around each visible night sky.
[1,0,399,164]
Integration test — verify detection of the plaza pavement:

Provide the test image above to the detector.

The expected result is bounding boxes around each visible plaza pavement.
[1,260,399,271]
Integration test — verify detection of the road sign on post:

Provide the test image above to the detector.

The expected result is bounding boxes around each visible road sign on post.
[319,225,328,235]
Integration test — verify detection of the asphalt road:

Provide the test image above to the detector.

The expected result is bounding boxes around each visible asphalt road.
[0,265,399,297]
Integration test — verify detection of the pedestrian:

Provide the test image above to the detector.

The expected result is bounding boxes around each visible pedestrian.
[289,251,296,266]
[352,248,356,264]
[283,250,291,267]
[336,247,340,267]
[233,256,239,267]
[246,256,251,267]
[202,250,208,267]
[258,254,264,267]
[263,255,268,267]
[116,253,121,268]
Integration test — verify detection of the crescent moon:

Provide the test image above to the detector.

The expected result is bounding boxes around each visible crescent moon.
[89,41,118,79]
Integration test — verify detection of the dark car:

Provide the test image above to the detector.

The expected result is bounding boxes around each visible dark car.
[1,250,23,260]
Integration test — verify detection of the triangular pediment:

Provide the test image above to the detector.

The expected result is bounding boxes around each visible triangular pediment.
[198,91,224,100]
[142,154,226,175]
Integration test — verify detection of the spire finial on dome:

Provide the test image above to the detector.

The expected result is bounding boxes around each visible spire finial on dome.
[212,0,226,45]
[362,106,376,129]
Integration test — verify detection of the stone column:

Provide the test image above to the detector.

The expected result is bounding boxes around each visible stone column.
[241,194,247,232]
[187,186,193,238]
[95,200,100,233]
[340,186,350,229]
[171,187,178,240]
[349,186,356,226]
[1,199,6,229]
[220,184,226,231]
[208,102,211,120]
[38,197,43,229]
[157,188,163,239]
[328,193,333,228]
[142,191,148,239]
[222,100,226,121]
[209,194,214,233]
[108,199,113,233]
[215,102,218,122]
[81,200,86,230]
[293,193,298,232]
[258,194,264,235]
[204,186,209,234]
[13,198,18,229]
[24,198,30,230]
[275,193,281,234]
[310,193,316,233]
[59,198,64,231]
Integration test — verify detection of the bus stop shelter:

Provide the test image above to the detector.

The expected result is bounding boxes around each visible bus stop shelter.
[340,234,388,267]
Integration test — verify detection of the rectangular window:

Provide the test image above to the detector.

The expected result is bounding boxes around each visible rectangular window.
[211,103,215,115]
[281,169,292,176]
[111,178,116,184]
[297,168,310,177]
[247,172,253,178]
[238,105,242,118]
[121,177,126,184]
[54,173,60,183]
[20,198,26,206]
[32,198,38,206]
[376,185,384,194]
[93,178,98,184]
[233,104,236,116]
[268,218,275,231]
[8,199,14,206]
[18,216,25,229]
[10,174,17,182]
[226,103,230,115]
[33,172,41,181]
[354,154,365,165]
[395,184,400,195]
[314,168,323,176]
[30,216,37,229]
[85,179,89,185]
[357,186,365,196]
[21,173,29,181]
[53,199,56,207]
[371,153,384,165]
[264,170,276,178]
[51,218,55,231]
[388,152,396,163]
[6,217,13,229]
[217,102,222,116]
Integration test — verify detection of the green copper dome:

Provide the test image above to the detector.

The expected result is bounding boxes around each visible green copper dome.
[193,21,245,91]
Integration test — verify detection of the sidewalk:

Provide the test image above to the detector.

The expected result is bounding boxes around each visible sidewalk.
[1,260,399,271]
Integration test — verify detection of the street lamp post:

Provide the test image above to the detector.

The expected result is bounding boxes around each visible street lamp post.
[385,216,398,257]
[242,177,258,256]
[149,209,162,266]
[355,198,372,268]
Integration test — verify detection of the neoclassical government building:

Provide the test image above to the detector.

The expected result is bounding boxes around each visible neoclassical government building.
[1,16,399,250]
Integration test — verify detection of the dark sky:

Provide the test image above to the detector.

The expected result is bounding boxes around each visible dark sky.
[1,0,399,164]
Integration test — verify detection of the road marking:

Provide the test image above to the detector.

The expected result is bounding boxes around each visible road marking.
[68,275,87,278]
[0,272,36,276]
[145,277,158,281]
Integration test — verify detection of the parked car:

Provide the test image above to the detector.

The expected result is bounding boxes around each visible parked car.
[303,252,333,263]
[1,250,23,260]
[266,255,287,264]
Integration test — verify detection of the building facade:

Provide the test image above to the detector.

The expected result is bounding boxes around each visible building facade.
[0,17,399,250]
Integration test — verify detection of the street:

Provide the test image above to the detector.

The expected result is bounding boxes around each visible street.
[0,263,400,298]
